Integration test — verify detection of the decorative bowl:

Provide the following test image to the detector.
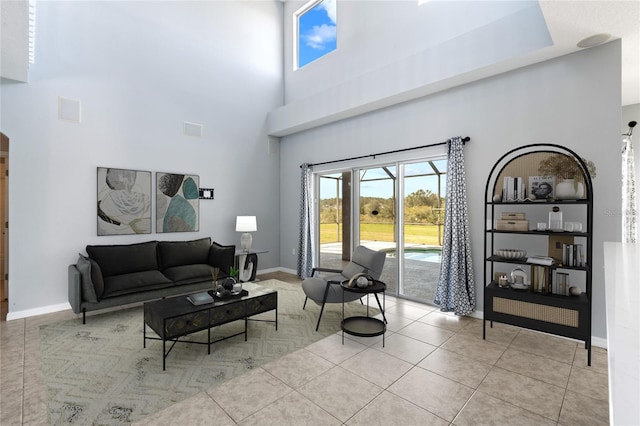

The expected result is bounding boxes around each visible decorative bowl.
[495,249,527,259]
[569,286,582,296]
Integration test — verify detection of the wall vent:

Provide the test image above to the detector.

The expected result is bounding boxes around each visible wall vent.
[183,121,203,138]
[58,97,81,123]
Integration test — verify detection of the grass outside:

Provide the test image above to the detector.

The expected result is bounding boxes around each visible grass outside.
[320,222,443,246]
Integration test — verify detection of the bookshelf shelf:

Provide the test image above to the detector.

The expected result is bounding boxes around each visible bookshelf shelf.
[483,144,593,366]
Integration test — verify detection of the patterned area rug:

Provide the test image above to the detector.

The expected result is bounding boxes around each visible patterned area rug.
[40,279,379,425]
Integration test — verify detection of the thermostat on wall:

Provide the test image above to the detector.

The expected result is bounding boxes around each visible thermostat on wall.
[199,188,214,199]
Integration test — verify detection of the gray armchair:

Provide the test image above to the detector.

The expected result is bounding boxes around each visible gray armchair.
[302,245,386,331]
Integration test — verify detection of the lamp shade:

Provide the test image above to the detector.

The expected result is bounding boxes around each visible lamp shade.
[235,216,257,232]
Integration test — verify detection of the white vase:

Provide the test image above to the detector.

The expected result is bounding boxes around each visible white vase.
[555,179,584,200]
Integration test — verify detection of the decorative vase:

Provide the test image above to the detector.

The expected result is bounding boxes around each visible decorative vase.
[555,179,584,200]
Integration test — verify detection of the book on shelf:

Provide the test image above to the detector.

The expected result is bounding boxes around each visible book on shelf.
[502,176,526,201]
[531,265,550,293]
[187,291,214,306]
[562,243,585,267]
[528,175,555,200]
[548,235,574,263]
[527,255,555,266]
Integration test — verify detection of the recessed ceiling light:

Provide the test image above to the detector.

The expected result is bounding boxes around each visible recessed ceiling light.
[577,33,611,48]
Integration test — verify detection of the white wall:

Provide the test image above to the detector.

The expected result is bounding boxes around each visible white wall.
[271,0,551,136]
[0,1,283,317]
[278,41,622,340]
[283,0,547,103]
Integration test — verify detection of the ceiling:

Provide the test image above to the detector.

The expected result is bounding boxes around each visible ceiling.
[1,1,639,105]
[538,0,639,106]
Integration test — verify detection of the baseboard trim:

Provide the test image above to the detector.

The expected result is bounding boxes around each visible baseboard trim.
[256,267,282,275]
[6,302,72,321]
[257,266,297,276]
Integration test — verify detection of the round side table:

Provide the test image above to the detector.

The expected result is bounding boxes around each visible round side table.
[340,279,386,346]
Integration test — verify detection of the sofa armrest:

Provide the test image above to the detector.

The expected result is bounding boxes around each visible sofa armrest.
[209,242,236,275]
[68,264,82,314]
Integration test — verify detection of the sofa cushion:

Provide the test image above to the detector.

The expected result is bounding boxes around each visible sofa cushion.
[102,270,173,298]
[88,258,105,300]
[158,238,211,270]
[208,241,236,274]
[87,241,159,278]
[163,264,215,286]
[76,255,98,303]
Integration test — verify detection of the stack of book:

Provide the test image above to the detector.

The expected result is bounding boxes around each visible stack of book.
[187,292,214,306]
[527,255,555,266]
[562,243,585,267]
[531,265,551,293]
[502,176,526,201]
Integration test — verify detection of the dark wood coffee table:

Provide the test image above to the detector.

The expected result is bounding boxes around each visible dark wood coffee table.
[143,282,277,370]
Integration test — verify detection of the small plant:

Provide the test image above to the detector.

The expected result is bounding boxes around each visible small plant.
[229,266,240,280]
[538,154,597,180]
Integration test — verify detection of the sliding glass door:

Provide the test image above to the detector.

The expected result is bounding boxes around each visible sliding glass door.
[358,165,398,294]
[400,160,447,301]
[318,172,350,271]
[315,157,446,303]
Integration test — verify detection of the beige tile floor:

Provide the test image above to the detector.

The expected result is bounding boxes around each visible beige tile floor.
[1,272,610,425]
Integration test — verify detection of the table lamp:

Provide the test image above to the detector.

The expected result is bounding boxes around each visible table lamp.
[236,216,257,252]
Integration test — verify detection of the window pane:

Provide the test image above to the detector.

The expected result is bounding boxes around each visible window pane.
[298,0,336,68]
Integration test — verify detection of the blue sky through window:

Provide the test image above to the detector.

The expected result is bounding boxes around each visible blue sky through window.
[298,0,336,68]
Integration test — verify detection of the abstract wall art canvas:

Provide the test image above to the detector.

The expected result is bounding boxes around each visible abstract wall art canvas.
[97,167,152,236]
[156,172,200,233]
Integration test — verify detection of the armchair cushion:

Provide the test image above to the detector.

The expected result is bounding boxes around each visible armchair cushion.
[342,262,365,280]
[301,277,362,304]
[351,246,386,279]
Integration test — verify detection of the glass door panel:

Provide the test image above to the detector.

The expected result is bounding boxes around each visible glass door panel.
[318,172,350,271]
[358,165,397,294]
[401,160,446,302]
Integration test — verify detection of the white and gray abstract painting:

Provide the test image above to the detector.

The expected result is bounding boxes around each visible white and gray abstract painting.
[97,168,152,236]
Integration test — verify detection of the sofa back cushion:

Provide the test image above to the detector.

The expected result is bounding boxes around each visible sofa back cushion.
[76,254,105,301]
[86,241,159,278]
[208,241,235,274]
[158,237,211,270]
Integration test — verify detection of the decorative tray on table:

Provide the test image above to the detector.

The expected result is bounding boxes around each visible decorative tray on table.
[212,289,248,300]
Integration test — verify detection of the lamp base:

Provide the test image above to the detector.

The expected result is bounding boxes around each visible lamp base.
[240,233,252,252]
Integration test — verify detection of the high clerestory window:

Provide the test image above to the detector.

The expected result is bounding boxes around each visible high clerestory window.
[295,0,336,69]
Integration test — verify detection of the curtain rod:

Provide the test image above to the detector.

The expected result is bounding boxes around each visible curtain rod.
[300,136,470,168]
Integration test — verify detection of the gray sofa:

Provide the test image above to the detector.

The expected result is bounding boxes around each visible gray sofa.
[68,237,235,323]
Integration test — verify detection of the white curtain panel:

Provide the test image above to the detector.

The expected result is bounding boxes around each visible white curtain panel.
[434,136,476,315]
[622,135,637,243]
